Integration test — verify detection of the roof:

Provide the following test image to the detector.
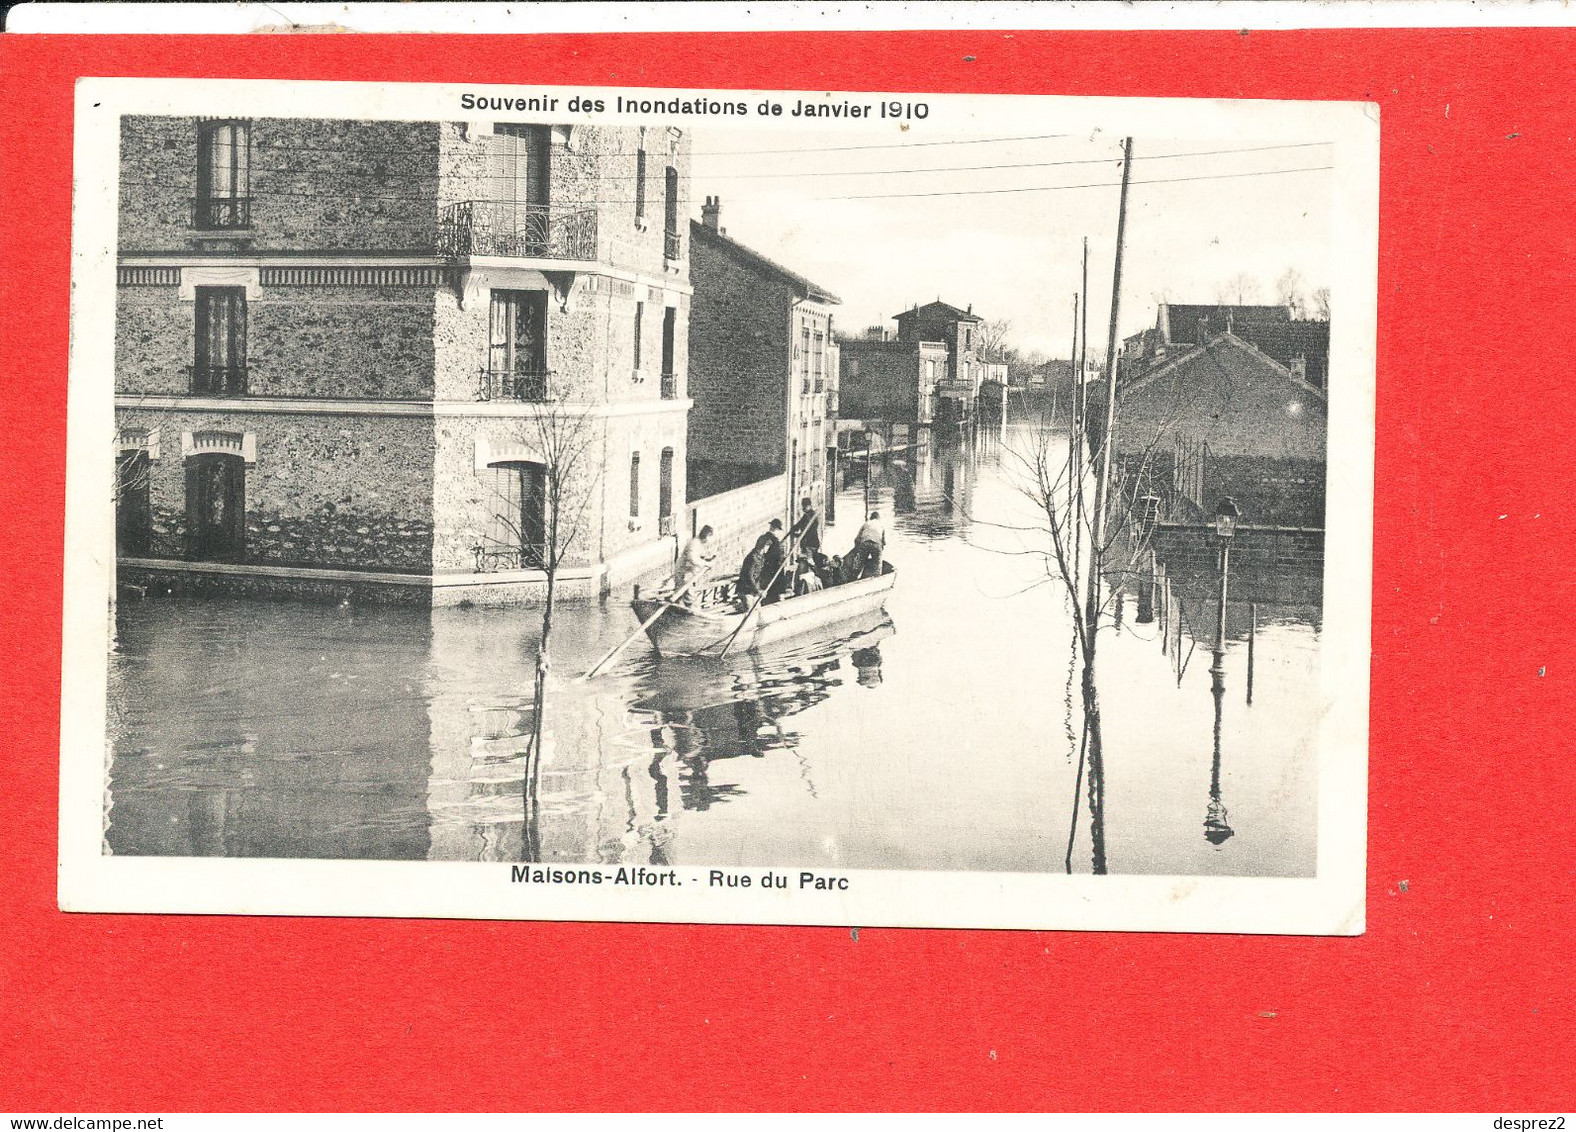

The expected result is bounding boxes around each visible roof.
[1160,303,1291,347]
[1121,330,1327,403]
[689,220,841,305]
[894,300,984,324]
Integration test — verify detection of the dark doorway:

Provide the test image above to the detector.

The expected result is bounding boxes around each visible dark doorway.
[116,449,152,556]
[480,460,547,570]
[185,453,245,562]
[659,447,675,535]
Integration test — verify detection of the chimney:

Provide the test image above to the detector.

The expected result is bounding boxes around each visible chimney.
[701,195,722,233]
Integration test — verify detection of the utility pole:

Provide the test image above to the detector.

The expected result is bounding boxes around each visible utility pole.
[1079,136,1133,877]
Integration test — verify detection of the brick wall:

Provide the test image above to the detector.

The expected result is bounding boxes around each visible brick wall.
[687,232,792,471]
[116,408,436,571]
[686,472,788,570]
[119,116,442,253]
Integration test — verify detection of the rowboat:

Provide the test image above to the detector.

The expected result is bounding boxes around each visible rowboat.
[631,568,896,658]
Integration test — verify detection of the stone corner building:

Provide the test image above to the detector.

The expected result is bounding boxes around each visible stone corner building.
[114,116,693,604]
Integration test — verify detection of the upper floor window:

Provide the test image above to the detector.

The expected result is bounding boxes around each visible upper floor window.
[635,145,648,227]
[663,166,680,260]
[629,452,642,518]
[195,120,251,230]
[192,286,247,394]
[963,327,973,350]
[633,301,644,372]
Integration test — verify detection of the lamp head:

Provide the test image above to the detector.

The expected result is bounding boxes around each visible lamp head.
[1214,496,1241,540]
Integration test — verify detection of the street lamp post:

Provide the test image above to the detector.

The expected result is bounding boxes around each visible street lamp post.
[1205,496,1240,846]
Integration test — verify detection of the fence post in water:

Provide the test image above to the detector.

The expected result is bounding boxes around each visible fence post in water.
[1247,601,1257,706]
[1136,548,1156,624]
[1160,573,1169,656]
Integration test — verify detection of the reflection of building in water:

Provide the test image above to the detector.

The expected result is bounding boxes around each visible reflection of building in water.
[882,437,979,542]
[107,601,433,859]
[424,608,659,865]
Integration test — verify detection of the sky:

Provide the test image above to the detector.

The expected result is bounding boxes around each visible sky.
[685,127,1335,359]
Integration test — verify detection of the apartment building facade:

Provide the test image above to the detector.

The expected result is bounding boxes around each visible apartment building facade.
[113,116,693,604]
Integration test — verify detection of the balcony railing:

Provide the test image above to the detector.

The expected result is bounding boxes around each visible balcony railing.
[664,229,682,261]
[478,367,549,402]
[191,197,252,230]
[472,545,546,573]
[439,201,598,261]
[188,364,248,395]
[660,370,677,399]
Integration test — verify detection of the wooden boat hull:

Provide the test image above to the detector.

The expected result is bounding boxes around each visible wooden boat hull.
[632,571,896,657]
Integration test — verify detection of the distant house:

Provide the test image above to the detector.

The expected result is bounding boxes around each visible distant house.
[687,197,841,520]
[837,331,949,428]
[839,299,994,432]
[894,300,985,422]
[1108,306,1330,528]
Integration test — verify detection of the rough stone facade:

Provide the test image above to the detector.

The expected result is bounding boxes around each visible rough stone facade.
[114,115,692,603]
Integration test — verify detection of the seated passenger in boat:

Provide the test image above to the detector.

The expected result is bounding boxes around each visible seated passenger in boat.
[813,552,837,589]
[794,555,824,596]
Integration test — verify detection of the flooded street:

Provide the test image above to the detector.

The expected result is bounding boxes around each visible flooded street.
[108,425,1321,876]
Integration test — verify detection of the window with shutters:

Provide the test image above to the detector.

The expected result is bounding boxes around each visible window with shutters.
[635,145,648,228]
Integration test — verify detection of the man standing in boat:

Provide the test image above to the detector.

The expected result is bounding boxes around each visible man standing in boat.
[788,496,822,557]
[852,511,886,578]
[761,518,791,602]
[673,525,716,601]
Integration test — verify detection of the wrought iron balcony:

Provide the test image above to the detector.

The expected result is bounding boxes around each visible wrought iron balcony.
[439,201,597,261]
[477,367,549,402]
[471,545,546,573]
[191,196,252,230]
[664,229,682,261]
[188,364,248,395]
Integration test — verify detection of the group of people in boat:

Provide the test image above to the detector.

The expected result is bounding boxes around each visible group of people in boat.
[672,497,890,610]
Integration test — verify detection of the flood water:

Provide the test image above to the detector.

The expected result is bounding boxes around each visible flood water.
[107,426,1322,876]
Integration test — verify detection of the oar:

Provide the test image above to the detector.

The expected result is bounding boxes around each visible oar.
[718,543,796,659]
[581,579,696,680]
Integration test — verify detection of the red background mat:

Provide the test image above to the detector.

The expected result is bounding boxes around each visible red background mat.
[1,29,1572,1112]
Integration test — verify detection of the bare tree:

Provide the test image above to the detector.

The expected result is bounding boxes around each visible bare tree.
[1311,286,1331,320]
[976,318,1014,363]
[1275,268,1310,318]
[498,390,603,859]
[1215,273,1262,305]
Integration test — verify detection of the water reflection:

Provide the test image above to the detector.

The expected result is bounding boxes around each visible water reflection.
[107,425,1323,877]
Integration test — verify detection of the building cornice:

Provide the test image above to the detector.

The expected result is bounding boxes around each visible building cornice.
[114,394,695,420]
[116,252,693,297]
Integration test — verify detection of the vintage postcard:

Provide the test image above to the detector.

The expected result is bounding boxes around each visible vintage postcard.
[59,77,1376,932]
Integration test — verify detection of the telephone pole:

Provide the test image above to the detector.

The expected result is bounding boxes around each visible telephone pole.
[1079,136,1133,876]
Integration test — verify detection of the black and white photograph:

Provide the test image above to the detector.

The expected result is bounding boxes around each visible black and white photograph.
[60,79,1376,931]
